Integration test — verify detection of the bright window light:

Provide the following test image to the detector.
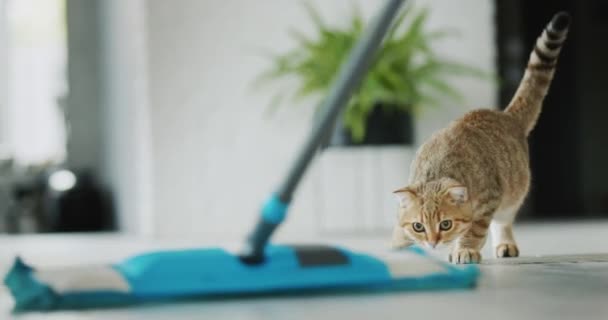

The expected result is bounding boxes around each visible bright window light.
[48,169,76,191]
[6,0,68,166]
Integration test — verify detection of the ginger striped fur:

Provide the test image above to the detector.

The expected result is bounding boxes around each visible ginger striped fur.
[391,12,571,264]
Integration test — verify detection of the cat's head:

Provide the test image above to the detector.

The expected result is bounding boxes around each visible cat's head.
[392,178,473,249]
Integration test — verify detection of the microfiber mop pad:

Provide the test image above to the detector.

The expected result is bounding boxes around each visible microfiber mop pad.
[4,245,478,312]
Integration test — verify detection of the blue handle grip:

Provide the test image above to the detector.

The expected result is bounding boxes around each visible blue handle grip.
[240,195,290,264]
[261,194,289,224]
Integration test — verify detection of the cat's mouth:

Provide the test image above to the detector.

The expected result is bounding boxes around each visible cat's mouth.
[423,241,452,250]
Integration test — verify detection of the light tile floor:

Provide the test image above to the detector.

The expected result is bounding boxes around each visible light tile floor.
[2,221,608,320]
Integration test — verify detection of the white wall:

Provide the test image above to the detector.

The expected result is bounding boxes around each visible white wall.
[145,0,348,239]
[98,0,153,235]
[412,0,497,141]
[98,0,496,240]
[65,0,104,172]
[0,0,7,148]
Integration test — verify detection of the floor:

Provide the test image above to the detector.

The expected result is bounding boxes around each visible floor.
[1,221,608,320]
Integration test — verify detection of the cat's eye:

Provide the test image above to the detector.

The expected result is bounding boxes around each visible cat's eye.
[439,220,453,231]
[412,222,425,233]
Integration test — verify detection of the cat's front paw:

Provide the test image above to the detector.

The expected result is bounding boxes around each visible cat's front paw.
[449,248,481,264]
[495,243,519,258]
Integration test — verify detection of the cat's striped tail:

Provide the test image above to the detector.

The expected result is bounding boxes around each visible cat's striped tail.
[505,12,571,136]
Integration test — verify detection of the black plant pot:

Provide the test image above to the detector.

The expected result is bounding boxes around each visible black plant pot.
[326,103,414,147]
[43,170,115,232]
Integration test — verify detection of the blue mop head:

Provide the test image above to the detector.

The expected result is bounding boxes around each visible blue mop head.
[4,245,479,312]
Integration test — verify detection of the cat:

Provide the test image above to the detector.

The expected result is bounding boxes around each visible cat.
[391,12,571,264]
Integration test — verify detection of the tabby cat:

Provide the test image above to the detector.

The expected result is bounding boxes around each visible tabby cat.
[391,12,571,264]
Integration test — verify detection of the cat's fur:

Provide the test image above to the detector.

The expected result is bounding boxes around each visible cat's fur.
[391,12,571,264]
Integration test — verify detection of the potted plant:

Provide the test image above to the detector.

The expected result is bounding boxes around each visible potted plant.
[254,4,488,146]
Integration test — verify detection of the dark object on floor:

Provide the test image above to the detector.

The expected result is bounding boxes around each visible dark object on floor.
[44,170,115,232]
[5,168,115,233]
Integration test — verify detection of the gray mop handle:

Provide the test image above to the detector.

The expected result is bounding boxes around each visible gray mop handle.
[239,0,406,263]
[277,0,406,202]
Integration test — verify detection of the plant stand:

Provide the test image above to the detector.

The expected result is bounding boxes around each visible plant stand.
[315,146,416,234]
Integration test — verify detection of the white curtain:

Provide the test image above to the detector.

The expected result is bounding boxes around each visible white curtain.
[6,0,67,166]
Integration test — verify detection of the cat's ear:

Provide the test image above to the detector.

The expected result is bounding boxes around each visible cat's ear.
[393,187,417,208]
[446,185,468,205]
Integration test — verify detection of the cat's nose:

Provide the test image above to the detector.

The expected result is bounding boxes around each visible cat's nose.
[426,241,437,249]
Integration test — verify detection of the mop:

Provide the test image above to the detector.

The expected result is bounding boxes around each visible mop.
[4,0,479,312]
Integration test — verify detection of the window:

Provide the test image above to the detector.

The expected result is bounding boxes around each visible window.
[6,0,68,166]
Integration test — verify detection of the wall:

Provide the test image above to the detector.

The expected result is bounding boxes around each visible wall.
[97,0,153,235]
[65,0,103,172]
[0,0,7,148]
[70,0,496,238]
[146,0,334,239]
[576,0,608,214]
[65,0,154,235]
[0,0,9,232]
[142,0,497,240]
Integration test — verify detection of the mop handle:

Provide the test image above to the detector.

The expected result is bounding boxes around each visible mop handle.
[241,0,406,263]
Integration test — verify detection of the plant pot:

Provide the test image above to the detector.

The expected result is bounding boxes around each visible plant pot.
[326,103,414,147]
